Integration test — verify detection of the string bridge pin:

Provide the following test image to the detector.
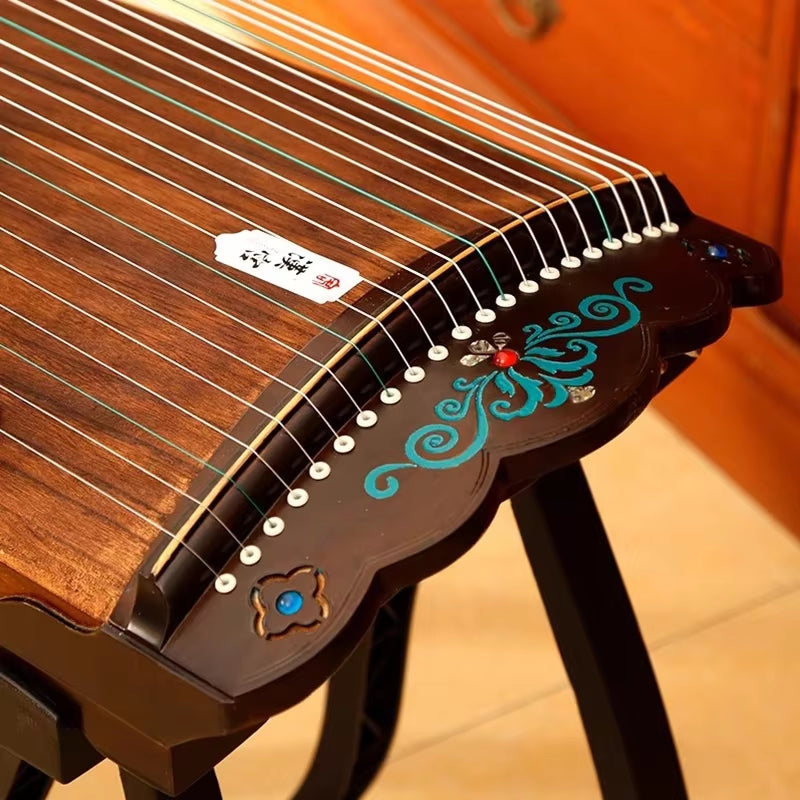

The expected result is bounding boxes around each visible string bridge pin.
[496,294,516,308]
[380,387,402,404]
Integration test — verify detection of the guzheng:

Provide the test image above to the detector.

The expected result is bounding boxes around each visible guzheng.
[0,0,782,794]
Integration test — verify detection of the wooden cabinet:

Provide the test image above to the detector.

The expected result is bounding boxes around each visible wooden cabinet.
[405,0,781,238]
[778,63,800,335]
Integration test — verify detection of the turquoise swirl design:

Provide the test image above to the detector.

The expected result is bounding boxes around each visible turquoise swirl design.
[364,277,653,499]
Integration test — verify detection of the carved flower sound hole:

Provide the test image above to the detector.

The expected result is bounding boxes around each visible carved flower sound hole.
[250,567,330,640]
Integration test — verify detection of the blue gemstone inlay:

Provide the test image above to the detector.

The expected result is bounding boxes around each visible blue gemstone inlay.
[276,590,304,616]
[707,244,729,260]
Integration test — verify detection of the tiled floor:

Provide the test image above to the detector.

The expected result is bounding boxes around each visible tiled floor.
[51,409,800,799]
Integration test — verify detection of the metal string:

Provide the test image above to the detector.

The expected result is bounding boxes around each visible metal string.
[0,334,267,519]
[2,17,508,308]
[253,0,675,230]
[1,121,428,370]
[0,0,652,574]
[1,123,408,410]
[0,293,290,502]
[1,122,386,397]
[0,123,365,421]
[77,0,581,267]
[1,78,459,344]
[37,0,530,287]
[1,44,489,327]
[0,383,246,550]
[1,152,417,392]
[0,197,345,448]
[226,0,648,236]
[0,425,218,576]
[0,300,291,511]
[0,257,316,474]
[171,0,613,246]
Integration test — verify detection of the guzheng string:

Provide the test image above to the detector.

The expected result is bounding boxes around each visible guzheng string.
[1,123,422,394]
[0,108,367,416]
[0,79,461,347]
[81,0,560,280]
[0,427,218,575]
[4,17,510,315]
[0,212,336,480]
[174,0,618,249]
[0,190,348,450]
[0,291,287,505]
[67,0,588,271]
[0,148,401,401]
[1,293,315,530]
[0,384,247,550]
[0,324,271,513]
[252,0,676,231]
[0,0,676,572]
[221,0,648,238]
[1,144,389,393]
[2,38,496,327]
[39,0,529,289]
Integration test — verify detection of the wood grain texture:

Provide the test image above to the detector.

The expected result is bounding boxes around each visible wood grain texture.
[392,0,765,234]
[1,1,655,622]
[776,73,800,338]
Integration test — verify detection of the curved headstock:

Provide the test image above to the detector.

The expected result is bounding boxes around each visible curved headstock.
[153,207,779,716]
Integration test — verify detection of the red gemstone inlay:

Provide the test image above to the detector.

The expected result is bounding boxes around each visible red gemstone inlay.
[491,349,520,368]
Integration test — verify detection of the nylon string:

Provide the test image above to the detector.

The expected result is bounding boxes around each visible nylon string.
[218,0,651,236]
[0,77,460,338]
[1,17,509,308]
[0,383,246,551]
[0,39,491,323]
[0,0,674,571]
[0,425,217,576]
[0,235,318,473]
[31,0,530,287]
[0,298,282,504]
[170,0,615,246]
[58,0,586,266]
[251,0,674,229]
[1,120,410,405]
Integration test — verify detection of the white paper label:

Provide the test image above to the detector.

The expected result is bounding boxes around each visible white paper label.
[214,229,361,304]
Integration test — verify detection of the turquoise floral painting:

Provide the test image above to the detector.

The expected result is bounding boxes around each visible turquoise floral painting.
[365,277,653,500]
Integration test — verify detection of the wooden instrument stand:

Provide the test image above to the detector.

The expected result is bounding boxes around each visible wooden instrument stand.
[0,453,693,799]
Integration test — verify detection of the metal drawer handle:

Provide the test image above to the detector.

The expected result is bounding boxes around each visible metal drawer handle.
[494,0,561,40]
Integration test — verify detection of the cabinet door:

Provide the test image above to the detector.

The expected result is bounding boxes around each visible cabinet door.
[402,0,795,241]
[778,69,800,337]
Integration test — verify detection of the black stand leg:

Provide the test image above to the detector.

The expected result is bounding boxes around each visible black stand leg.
[511,462,688,800]
[293,584,416,800]
[119,769,221,800]
[0,752,51,800]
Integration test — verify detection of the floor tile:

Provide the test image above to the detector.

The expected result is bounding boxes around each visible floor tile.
[583,411,800,644]
[363,588,800,800]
